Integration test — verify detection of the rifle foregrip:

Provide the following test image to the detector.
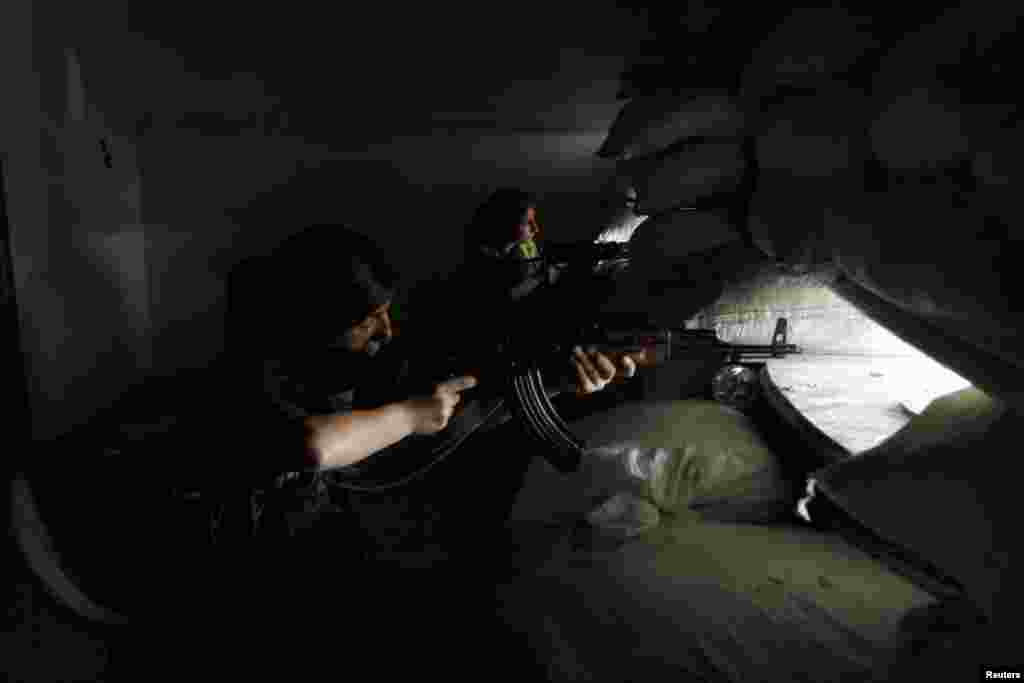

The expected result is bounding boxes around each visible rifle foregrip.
[581,329,676,366]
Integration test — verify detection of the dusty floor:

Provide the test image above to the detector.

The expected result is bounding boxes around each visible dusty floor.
[764,353,972,454]
[501,394,946,682]
[2,529,113,682]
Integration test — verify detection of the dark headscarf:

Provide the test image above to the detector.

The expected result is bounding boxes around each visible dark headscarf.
[465,188,538,255]
[227,225,400,359]
[457,189,549,306]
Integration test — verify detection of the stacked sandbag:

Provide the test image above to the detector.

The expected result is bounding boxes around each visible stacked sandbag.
[824,4,1022,376]
[746,83,872,270]
[600,89,748,224]
[869,4,1018,175]
[742,2,1023,389]
[597,90,746,160]
[739,6,882,97]
[628,210,742,273]
[599,4,1023,408]
[754,85,869,179]
[622,140,745,215]
[595,92,752,272]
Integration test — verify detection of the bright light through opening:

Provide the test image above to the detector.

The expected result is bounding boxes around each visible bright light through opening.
[892,355,973,415]
[700,278,979,454]
[595,214,646,244]
[766,341,974,454]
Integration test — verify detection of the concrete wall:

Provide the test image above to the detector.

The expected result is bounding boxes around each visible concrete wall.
[687,272,921,356]
[1,4,152,439]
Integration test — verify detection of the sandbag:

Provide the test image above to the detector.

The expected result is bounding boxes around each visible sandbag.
[585,491,661,539]
[598,236,768,326]
[740,7,880,96]
[595,265,725,327]
[572,401,794,523]
[748,85,869,270]
[598,91,745,160]
[811,388,1018,626]
[823,179,1024,372]
[623,140,745,215]
[869,84,974,172]
[754,85,869,178]
[629,210,742,269]
[869,4,1019,174]
[970,124,1023,191]
[747,173,854,270]
[871,3,1019,100]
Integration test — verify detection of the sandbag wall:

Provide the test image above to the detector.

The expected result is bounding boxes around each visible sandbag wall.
[597,4,1022,401]
[592,80,763,325]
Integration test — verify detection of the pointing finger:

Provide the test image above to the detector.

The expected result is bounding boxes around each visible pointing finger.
[439,375,478,394]
[572,346,599,383]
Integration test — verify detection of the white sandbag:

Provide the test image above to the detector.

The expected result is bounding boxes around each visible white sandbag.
[585,492,661,539]
[598,91,745,160]
[572,402,795,523]
[812,388,1017,626]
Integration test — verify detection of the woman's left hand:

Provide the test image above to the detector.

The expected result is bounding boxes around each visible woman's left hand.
[570,346,638,396]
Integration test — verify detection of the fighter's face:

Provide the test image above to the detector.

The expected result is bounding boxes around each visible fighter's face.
[514,207,540,242]
[340,302,393,357]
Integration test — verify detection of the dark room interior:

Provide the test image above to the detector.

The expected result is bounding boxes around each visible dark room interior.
[2,2,1021,681]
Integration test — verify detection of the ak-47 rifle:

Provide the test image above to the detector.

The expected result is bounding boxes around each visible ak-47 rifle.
[495,313,801,474]
[333,243,800,491]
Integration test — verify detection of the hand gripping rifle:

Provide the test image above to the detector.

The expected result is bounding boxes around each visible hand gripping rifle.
[497,313,801,474]
[334,244,799,490]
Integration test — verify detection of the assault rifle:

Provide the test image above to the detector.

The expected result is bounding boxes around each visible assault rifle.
[336,310,800,491]
[497,314,800,472]
[335,239,802,490]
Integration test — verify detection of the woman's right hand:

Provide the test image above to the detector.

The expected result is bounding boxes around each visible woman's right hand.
[404,376,478,434]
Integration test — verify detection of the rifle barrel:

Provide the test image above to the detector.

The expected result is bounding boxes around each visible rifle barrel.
[583,327,801,364]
